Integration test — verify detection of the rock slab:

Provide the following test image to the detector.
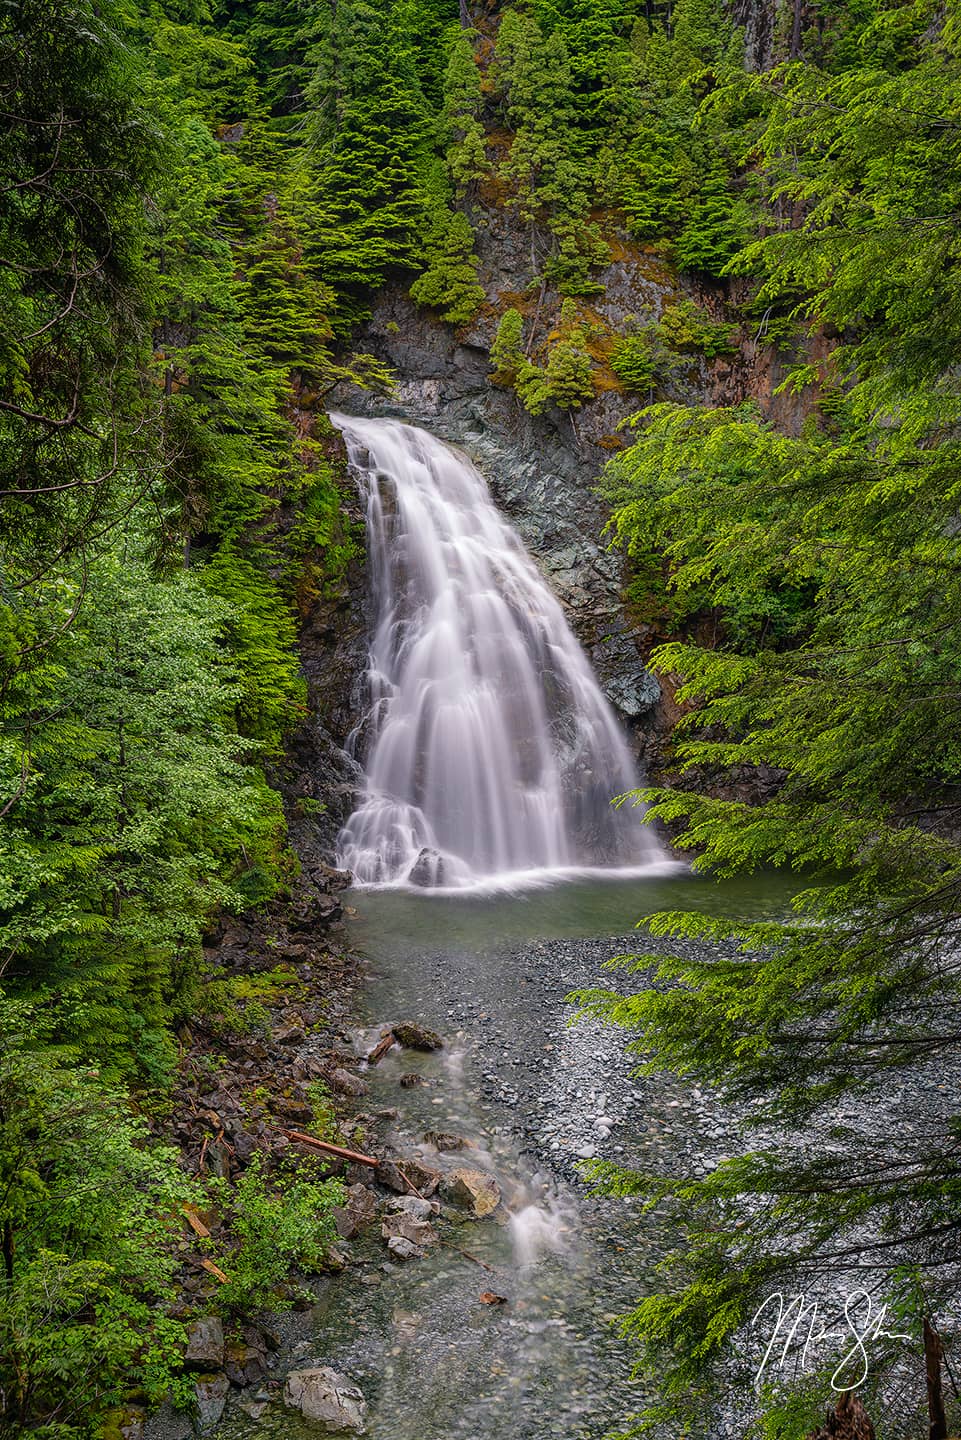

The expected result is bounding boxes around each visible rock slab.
[442,1167,501,1217]
[284,1367,368,1433]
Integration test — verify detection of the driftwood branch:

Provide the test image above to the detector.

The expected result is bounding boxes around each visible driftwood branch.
[283,1129,380,1167]
[367,1031,396,1065]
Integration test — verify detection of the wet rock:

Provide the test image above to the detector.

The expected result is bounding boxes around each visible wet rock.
[386,1234,424,1261]
[386,1195,439,1220]
[184,1316,225,1370]
[283,1366,368,1432]
[238,1396,269,1420]
[224,1327,269,1388]
[423,1129,470,1151]
[407,847,449,887]
[381,1210,437,1249]
[399,1073,426,1088]
[194,1372,229,1430]
[391,1021,443,1051]
[378,1157,441,1196]
[334,1183,379,1240]
[442,1168,501,1217]
[330,1067,368,1097]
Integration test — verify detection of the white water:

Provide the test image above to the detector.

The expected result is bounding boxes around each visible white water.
[333,415,667,891]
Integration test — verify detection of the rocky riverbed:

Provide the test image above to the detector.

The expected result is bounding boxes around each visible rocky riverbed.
[140,871,792,1440]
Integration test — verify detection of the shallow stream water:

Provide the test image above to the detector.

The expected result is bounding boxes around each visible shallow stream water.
[220,869,796,1440]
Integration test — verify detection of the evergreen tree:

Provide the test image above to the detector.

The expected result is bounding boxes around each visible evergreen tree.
[543,297,594,408]
[579,8,961,1432]
[298,0,433,327]
[442,23,489,197]
[410,209,486,323]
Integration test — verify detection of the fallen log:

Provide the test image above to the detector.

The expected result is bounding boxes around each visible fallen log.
[367,1031,396,1065]
[283,1129,380,1168]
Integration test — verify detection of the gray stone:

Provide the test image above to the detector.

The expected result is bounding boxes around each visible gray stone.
[283,1367,368,1432]
[381,1210,437,1249]
[385,1194,438,1220]
[194,1372,229,1431]
[386,1235,424,1261]
[334,1183,379,1240]
[183,1316,224,1371]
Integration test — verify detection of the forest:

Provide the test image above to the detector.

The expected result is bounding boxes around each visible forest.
[2,0,961,1433]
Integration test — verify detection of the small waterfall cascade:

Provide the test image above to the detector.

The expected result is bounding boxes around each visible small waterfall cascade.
[333,414,665,890]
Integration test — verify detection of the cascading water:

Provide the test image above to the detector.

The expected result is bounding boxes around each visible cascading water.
[333,414,666,890]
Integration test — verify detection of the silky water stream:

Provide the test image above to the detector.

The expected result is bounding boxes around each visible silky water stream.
[219,419,796,1437]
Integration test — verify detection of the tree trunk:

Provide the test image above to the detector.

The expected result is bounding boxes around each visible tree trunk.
[924,1317,949,1440]
[790,0,803,58]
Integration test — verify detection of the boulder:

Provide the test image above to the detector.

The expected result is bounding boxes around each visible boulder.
[378,1157,440,1196]
[441,1168,501,1218]
[334,1183,379,1240]
[385,1195,438,1220]
[391,1022,443,1051]
[224,1327,269,1388]
[183,1316,225,1370]
[283,1367,368,1432]
[386,1235,423,1261]
[330,1067,368,1097]
[195,1372,229,1431]
[381,1211,437,1249]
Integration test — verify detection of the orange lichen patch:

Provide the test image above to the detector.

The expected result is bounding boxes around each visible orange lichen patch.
[487,288,538,318]
[478,170,515,208]
[597,433,627,450]
[484,127,513,157]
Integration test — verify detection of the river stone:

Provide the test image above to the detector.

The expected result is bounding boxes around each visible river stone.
[284,1368,368,1432]
[387,1234,424,1260]
[386,1194,439,1220]
[382,1211,437,1249]
[334,1182,379,1240]
[183,1315,224,1370]
[194,1372,229,1431]
[378,1157,441,1196]
[391,1021,443,1051]
[442,1167,501,1217]
[423,1129,470,1151]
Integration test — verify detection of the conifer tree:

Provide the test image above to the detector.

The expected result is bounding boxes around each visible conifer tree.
[442,23,489,197]
[410,210,486,323]
[543,297,595,408]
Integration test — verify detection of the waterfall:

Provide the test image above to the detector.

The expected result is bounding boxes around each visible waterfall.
[333,414,666,890]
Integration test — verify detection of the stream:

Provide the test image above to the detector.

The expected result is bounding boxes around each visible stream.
[220,869,796,1439]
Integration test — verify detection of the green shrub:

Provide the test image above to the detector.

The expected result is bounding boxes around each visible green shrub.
[208,1153,343,1315]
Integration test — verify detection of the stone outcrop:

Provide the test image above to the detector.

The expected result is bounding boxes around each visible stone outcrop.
[283,1367,368,1433]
